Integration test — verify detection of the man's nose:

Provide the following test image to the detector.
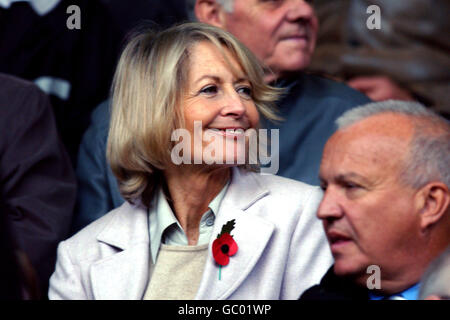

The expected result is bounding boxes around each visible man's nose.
[285,0,315,22]
[317,187,344,221]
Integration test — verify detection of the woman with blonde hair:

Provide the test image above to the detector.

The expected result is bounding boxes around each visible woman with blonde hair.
[49,22,331,300]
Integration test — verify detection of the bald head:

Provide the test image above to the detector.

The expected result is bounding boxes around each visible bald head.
[324,112,415,186]
[321,114,414,192]
[334,100,450,189]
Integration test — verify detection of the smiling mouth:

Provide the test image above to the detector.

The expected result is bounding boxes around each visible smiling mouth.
[207,127,247,138]
[208,127,246,131]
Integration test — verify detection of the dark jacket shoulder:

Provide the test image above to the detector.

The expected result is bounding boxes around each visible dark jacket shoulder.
[300,266,369,300]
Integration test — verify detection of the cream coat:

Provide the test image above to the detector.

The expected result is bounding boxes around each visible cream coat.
[49,168,332,300]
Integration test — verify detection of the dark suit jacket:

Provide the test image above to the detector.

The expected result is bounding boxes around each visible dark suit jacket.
[0,73,76,298]
[300,266,370,300]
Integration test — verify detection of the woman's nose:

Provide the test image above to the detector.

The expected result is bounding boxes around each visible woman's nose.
[220,91,246,118]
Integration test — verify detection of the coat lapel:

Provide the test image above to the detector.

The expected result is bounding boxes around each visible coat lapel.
[90,243,150,299]
[88,168,274,300]
[195,168,275,300]
[90,202,151,300]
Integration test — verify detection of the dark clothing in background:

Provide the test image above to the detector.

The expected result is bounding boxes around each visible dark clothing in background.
[0,73,76,298]
[0,0,188,164]
[0,0,121,164]
[101,0,188,39]
[309,0,450,118]
[0,203,23,300]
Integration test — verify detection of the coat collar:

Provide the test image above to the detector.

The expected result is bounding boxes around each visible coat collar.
[90,167,274,300]
[223,167,270,210]
[96,200,149,251]
[91,201,151,299]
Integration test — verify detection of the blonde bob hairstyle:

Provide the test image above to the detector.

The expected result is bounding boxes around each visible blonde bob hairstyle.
[108,22,282,205]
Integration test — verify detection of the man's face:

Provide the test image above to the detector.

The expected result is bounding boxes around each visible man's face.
[317,115,422,285]
[221,0,318,79]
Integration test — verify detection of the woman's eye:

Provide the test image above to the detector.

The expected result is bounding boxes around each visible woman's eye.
[200,85,218,95]
[237,86,252,98]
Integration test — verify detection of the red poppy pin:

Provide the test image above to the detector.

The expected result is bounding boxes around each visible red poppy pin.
[212,219,238,280]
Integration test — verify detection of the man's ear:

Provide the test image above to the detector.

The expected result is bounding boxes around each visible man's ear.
[195,0,226,28]
[416,182,450,231]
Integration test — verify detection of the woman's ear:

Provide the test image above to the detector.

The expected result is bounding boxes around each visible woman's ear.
[195,0,227,28]
[416,182,450,231]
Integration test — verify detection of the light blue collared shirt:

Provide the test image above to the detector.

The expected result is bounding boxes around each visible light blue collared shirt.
[369,283,420,300]
[148,181,229,263]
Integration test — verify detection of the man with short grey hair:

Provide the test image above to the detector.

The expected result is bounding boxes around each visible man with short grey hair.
[301,100,450,300]
[193,0,319,82]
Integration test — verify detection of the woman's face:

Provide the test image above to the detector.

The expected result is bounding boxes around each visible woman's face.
[180,41,260,167]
